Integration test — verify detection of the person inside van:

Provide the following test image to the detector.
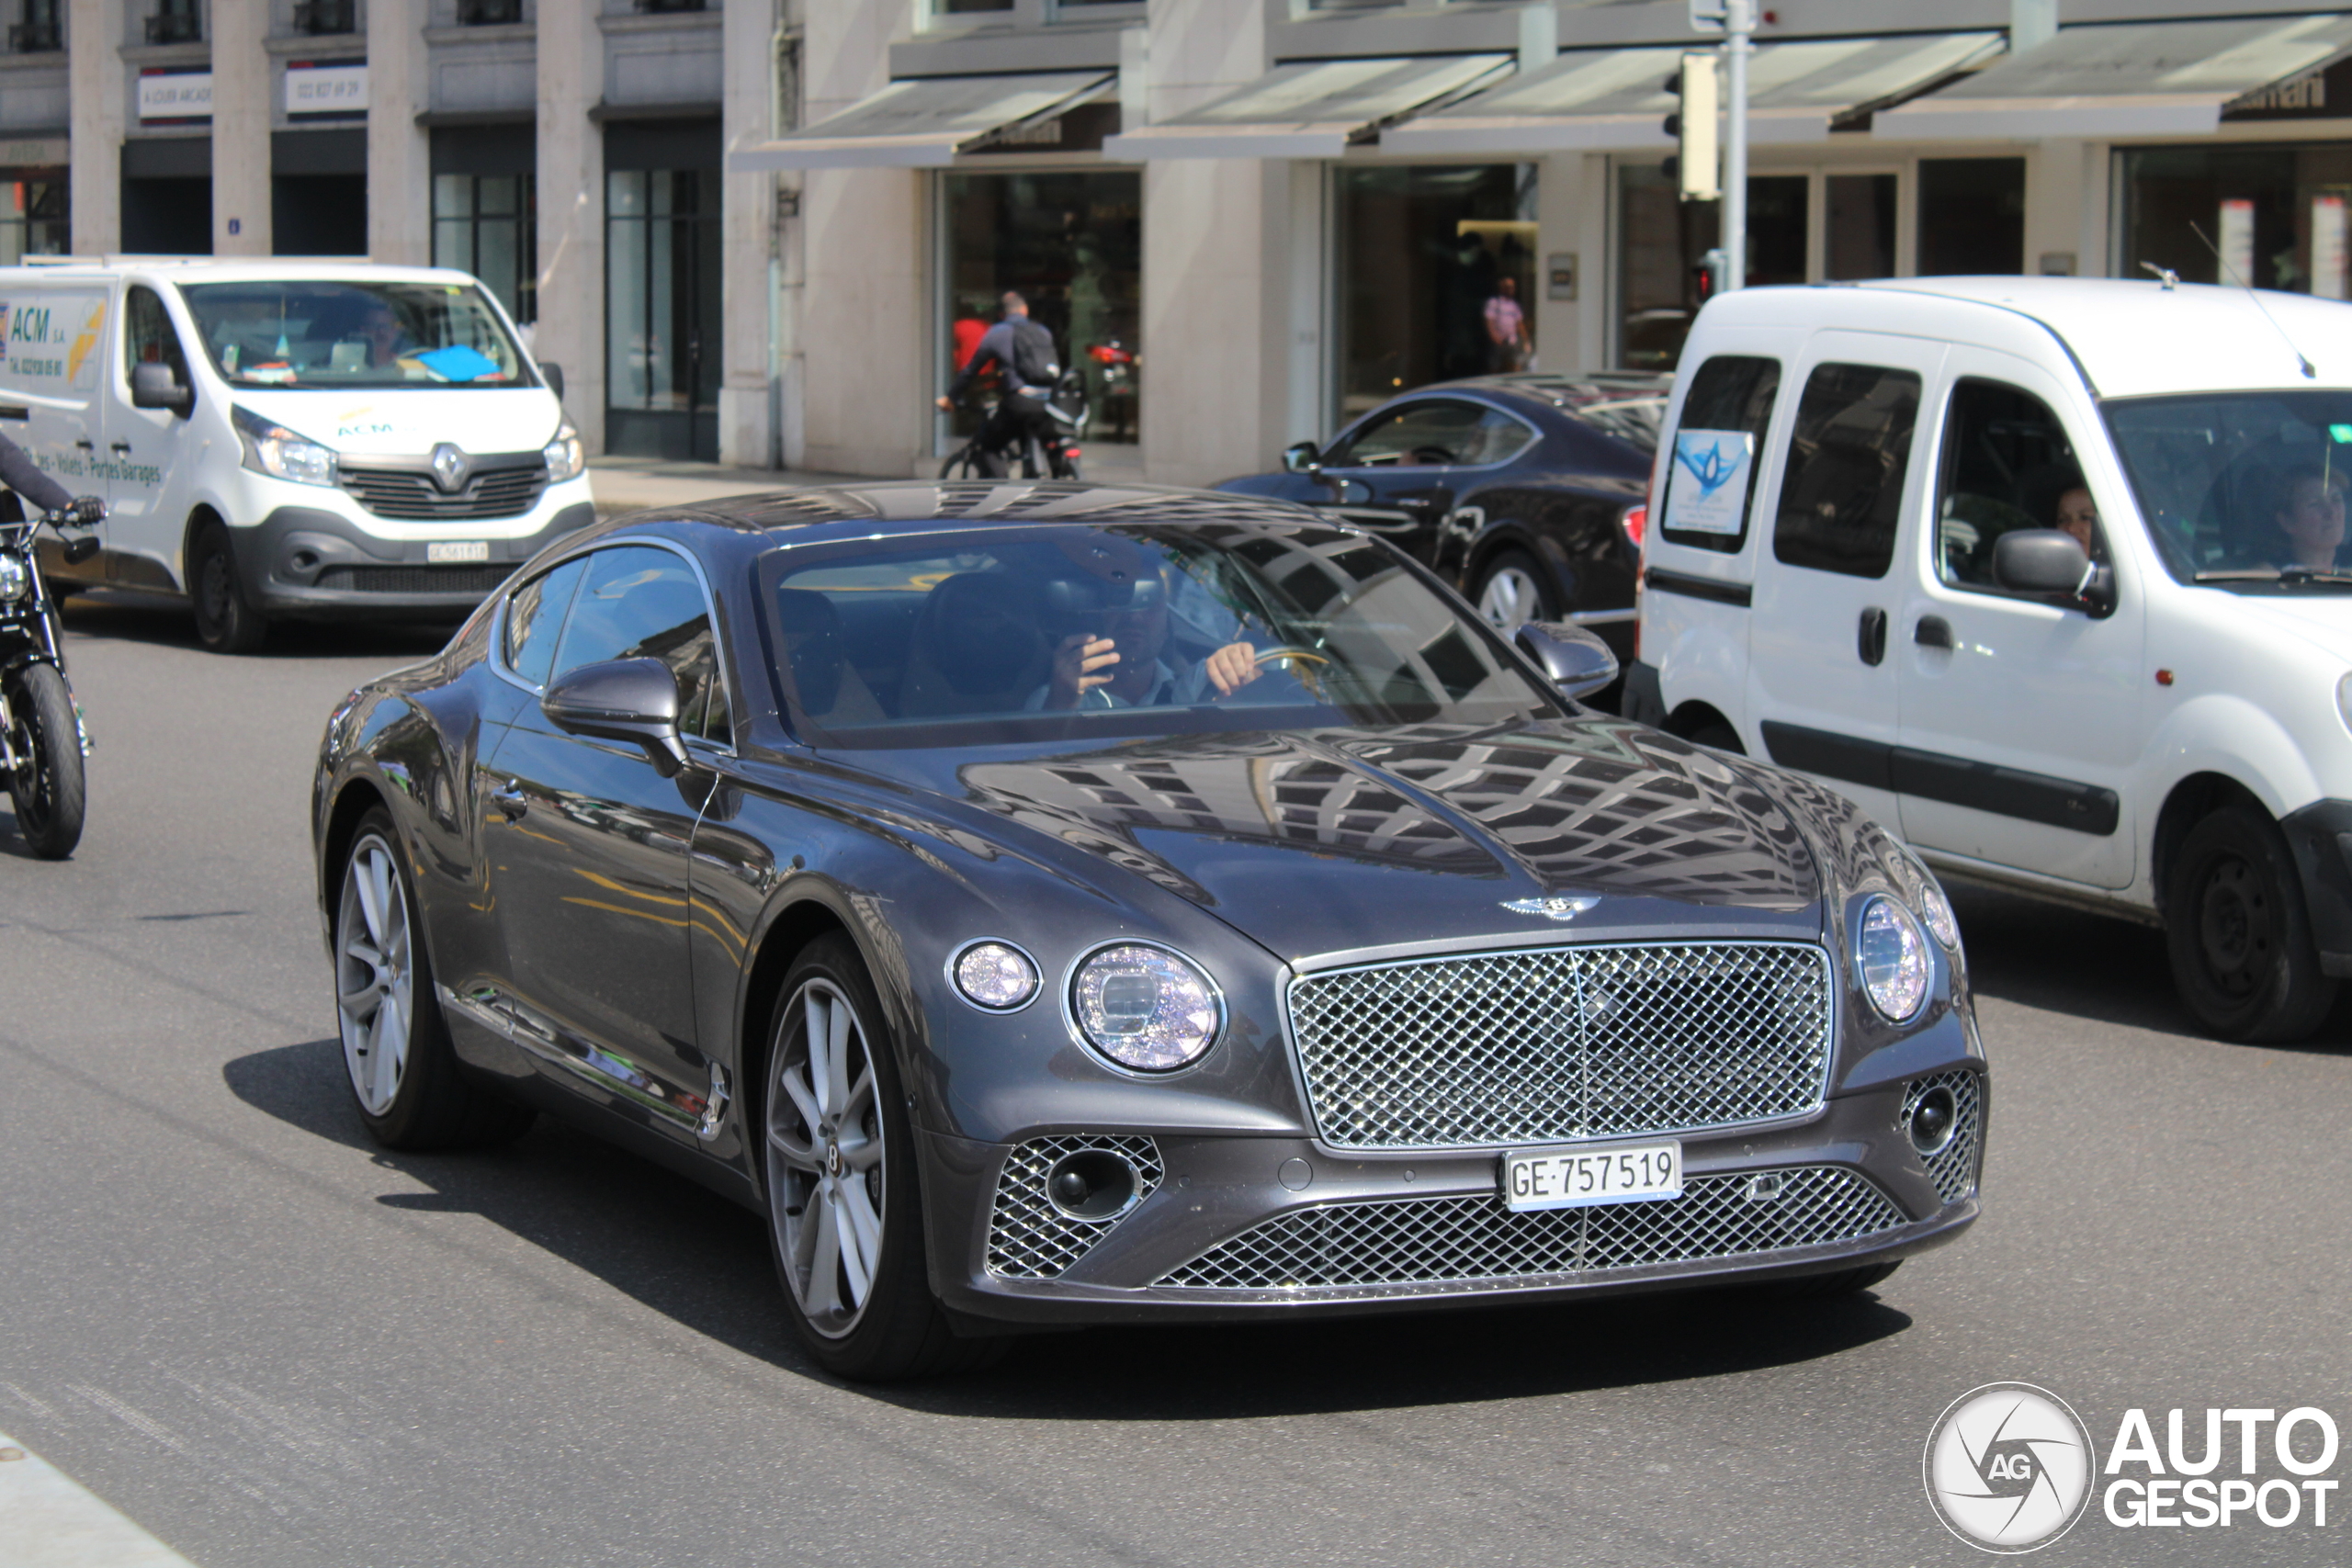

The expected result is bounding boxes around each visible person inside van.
[354,299,415,369]
[2236,463,2349,571]
[2054,483,2099,556]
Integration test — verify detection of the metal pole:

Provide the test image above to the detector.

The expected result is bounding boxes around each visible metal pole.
[1720,0,1752,290]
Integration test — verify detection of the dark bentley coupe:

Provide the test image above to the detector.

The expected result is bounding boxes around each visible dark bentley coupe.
[311,481,1985,1381]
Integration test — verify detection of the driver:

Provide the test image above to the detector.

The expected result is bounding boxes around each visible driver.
[1026,536,1264,711]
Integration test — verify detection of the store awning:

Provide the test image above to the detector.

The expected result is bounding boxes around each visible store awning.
[729,71,1114,171]
[1383,33,2003,155]
[1877,15,2352,140]
[1099,54,1513,161]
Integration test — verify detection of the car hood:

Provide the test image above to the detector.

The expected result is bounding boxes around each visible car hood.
[229,386,564,457]
[2223,592,2352,659]
[867,717,1828,964]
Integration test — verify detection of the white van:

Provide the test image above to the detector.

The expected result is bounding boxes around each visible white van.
[1625,276,2352,1043]
[0,259,594,651]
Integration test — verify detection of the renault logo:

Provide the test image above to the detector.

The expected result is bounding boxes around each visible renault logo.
[430,443,471,493]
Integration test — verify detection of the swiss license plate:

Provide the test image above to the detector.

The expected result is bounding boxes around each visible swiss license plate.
[427,540,491,564]
[1500,1140,1683,1213]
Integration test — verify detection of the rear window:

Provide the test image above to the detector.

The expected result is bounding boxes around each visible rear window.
[1771,362,1921,580]
[1661,355,1779,554]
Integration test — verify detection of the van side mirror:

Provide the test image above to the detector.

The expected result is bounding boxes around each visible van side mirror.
[539,361,565,400]
[1993,528,2115,615]
[1283,441,1320,474]
[1514,620,1620,701]
[542,657,690,776]
[130,362,193,415]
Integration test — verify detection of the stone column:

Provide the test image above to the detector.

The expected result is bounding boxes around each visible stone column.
[536,0,605,451]
[368,0,431,265]
[67,0,125,254]
[209,0,269,254]
[718,0,779,468]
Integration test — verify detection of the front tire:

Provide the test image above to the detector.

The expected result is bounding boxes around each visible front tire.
[5,661,85,859]
[190,523,268,654]
[763,935,999,1381]
[334,810,535,1148]
[1472,549,1556,635]
[2165,806,2336,1042]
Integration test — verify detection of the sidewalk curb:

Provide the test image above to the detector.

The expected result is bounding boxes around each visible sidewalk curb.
[0,1431,197,1568]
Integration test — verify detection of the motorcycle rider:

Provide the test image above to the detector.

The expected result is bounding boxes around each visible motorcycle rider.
[935,290,1061,479]
[0,429,99,528]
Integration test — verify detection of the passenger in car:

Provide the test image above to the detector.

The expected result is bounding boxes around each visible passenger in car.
[2236,463,2348,571]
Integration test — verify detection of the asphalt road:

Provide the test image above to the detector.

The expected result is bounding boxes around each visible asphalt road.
[1,593,2347,1568]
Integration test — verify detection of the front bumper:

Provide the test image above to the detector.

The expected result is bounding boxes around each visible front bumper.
[236,499,596,618]
[922,1068,1984,1326]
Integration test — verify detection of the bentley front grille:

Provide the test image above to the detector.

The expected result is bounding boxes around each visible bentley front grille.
[341,458,547,521]
[1904,1070,1984,1206]
[1287,942,1832,1150]
[985,1134,1163,1280]
[1156,1165,1904,1291]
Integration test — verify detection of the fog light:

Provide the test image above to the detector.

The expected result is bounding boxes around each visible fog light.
[1044,1148,1141,1221]
[1907,1084,1958,1156]
[950,940,1039,1011]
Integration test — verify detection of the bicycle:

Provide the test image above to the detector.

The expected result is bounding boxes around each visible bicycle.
[941,372,1089,481]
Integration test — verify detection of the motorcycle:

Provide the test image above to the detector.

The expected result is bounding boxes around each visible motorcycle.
[941,370,1090,482]
[0,503,102,858]
[1087,341,1137,444]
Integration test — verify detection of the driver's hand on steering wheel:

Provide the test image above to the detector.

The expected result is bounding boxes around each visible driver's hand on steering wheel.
[1046,633,1120,708]
[1203,642,1263,698]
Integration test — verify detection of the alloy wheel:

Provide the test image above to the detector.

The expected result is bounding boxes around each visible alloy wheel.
[335,832,415,1115]
[767,977,886,1338]
[1477,564,1545,632]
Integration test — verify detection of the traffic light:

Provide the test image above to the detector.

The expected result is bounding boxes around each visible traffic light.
[1661,53,1720,202]
[1695,248,1731,301]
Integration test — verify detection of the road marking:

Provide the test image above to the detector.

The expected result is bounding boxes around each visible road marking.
[0,1429,197,1568]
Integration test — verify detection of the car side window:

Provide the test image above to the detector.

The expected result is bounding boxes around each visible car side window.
[1327,400,1487,468]
[123,285,191,385]
[551,545,732,743]
[1771,362,1921,580]
[1662,355,1780,555]
[502,557,588,689]
[1456,409,1539,467]
[1936,378,2099,591]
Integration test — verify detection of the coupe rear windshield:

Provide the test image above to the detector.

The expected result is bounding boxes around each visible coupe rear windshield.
[758,522,1561,748]
[2106,390,2352,590]
[177,279,532,389]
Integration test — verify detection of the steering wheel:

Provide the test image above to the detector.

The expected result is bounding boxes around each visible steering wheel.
[1248,645,1332,700]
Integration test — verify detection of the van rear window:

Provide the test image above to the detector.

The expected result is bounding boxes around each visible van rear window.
[1771,363,1920,580]
[1662,355,1779,554]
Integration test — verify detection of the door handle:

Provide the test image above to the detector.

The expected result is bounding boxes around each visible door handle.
[109,441,131,455]
[491,783,528,821]
[1858,606,1889,667]
[1915,615,1953,650]
[73,438,94,451]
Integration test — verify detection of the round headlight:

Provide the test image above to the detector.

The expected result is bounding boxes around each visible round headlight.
[1069,943,1221,1072]
[1916,872,1961,952]
[950,940,1039,1011]
[0,554,27,604]
[1857,896,1930,1022]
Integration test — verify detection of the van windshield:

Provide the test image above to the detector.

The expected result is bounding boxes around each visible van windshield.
[2107,391,2352,590]
[176,279,533,390]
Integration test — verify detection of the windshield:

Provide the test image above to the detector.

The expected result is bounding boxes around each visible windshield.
[176,278,532,389]
[2107,390,2352,588]
[760,522,1561,749]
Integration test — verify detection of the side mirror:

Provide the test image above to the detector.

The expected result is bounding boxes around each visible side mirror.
[1283,441,1321,474]
[1514,621,1620,701]
[1993,528,2114,615]
[542,657,691,776]
[130,361,193,415]
[538,361,565,400]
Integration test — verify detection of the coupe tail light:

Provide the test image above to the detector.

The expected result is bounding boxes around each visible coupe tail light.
[1620,504,1648,549]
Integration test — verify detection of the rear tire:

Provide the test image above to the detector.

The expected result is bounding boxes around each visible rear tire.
[190,522,268,654]
[5,661,85,859]
[2165,806,2336,1042]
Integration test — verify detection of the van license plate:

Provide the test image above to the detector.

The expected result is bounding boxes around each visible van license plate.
[428,541,491,564]
[1501,1141,1682,1212]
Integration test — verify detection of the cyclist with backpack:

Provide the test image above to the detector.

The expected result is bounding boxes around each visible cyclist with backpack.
[935,291,1062,479]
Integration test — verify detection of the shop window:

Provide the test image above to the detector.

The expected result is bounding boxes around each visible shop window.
[145,0,199,43]
[1334,164,1536,419]
[11,0,61,51]
[1772,362,1920,581]
[2120,144,2352,296]
[435,173,537,325]
[1614,165,1805,372]
[0,179,65,265]
[1936,378,2092,591]
[942,170,1142,446]
[291,0,356,34]
[1917,159,2023,276]
[1826,174,1895,282]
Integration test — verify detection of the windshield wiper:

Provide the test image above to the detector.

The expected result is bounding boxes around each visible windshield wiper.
[2194,568,2352,586]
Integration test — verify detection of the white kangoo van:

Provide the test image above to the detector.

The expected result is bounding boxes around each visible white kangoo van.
[1627,276,2352,1043]
[0,259,594,651]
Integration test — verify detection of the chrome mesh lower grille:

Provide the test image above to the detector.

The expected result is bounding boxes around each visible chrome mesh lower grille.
[985,1135,1162,1280]
[1287,942,1832,1150]
[1155,1166,1903,1291]
[1904,1071,1984,1206]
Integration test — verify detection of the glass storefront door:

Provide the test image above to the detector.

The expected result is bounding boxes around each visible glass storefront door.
[1615,164,1807,371]
[1333,164,1536,418]
[940,170,1143,449]
[606,165,721,460]
[0,176,66,265]
[2120,144,2352,296]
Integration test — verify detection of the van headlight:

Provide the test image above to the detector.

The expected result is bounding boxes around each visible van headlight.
[1069,943,1221,1071]
[1856,896,1930,1022]
[232,405,336,487]
[543,422,584,483]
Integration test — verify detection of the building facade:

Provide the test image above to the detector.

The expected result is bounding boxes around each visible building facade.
[9,0,2352,483]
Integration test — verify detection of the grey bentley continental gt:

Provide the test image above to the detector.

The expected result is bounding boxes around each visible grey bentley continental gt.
[311,481,1986,1381]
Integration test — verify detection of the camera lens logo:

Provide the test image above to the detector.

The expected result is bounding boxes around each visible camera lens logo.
[1924,1382,2094,1552]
